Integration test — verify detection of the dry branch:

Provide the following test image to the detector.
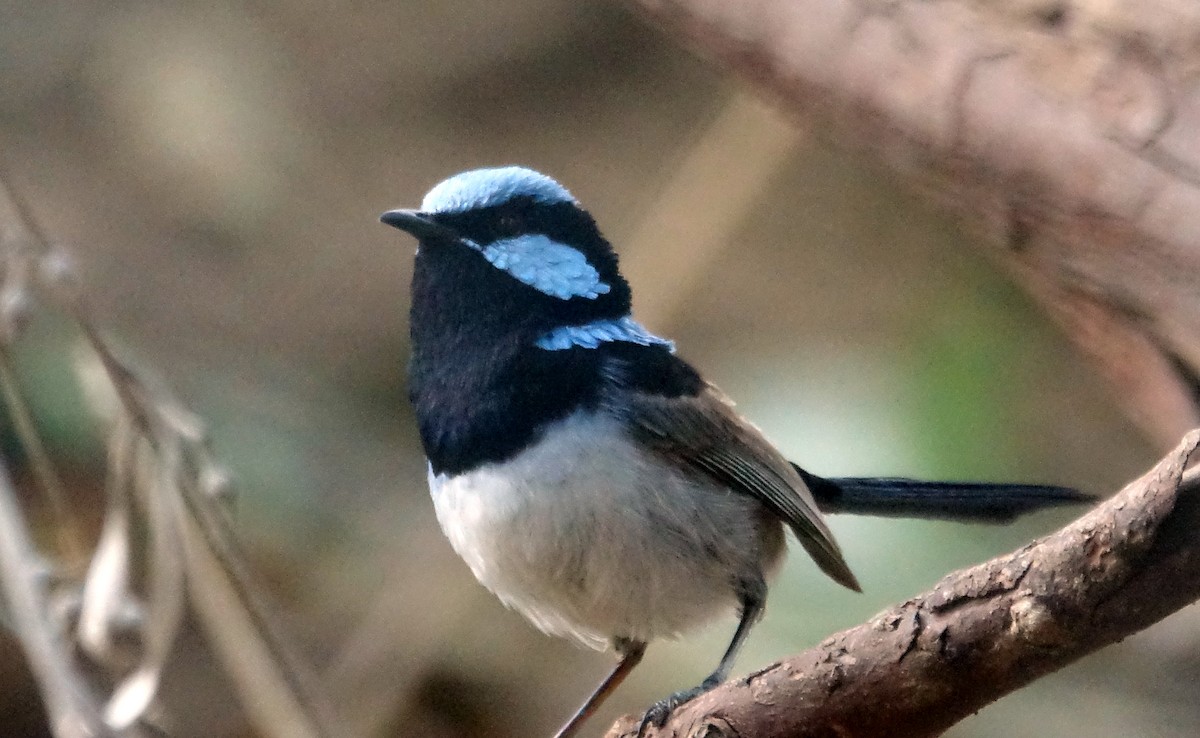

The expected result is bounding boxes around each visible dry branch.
[0,173,343,738]
[626,0,1200,450]
[606,431,1200,737]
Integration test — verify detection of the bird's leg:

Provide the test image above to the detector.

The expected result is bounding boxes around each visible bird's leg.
[555,637,647,738]
[638,579,766,736]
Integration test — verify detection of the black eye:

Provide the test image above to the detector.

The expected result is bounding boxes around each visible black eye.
[497,213,523,236]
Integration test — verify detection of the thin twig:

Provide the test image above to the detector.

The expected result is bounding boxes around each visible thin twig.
[0,166,345,737]
[0,450,117,738]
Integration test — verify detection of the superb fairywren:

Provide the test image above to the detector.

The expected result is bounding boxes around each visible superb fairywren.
[381,166,1087,737]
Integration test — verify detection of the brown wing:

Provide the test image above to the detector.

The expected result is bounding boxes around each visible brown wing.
[614,383,861,592]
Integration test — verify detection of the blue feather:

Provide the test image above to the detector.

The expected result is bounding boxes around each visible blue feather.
[536,317,675,352]
[472,234,610,300]
[422,166,575,214]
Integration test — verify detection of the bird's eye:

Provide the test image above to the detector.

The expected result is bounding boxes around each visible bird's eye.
[497,213,523,236]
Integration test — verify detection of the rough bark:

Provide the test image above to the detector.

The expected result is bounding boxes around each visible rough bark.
[604,431,1200,737]
[626,0,1200,450]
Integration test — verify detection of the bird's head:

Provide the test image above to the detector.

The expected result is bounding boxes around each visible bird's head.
[382,166,633,339]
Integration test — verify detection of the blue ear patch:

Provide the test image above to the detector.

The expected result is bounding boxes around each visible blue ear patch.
[536,317,675,352]
[473,234,609,300]
[422,166,576,214]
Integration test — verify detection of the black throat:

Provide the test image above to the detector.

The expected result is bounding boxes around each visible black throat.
[408,241,614,476]
[404,203,701,477]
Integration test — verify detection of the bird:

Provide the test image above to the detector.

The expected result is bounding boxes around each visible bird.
[380,166,1089,737]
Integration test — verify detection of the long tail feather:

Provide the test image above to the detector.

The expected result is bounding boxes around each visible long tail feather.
[793,466,1092,523]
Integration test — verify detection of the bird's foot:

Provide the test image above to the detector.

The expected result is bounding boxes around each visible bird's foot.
[636,675,722,736]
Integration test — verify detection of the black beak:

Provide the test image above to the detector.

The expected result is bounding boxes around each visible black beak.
[380,209,461,243]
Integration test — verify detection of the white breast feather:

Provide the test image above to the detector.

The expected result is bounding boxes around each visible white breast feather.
[428,411,785,649]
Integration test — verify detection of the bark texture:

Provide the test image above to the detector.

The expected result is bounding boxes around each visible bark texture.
[605,432,1200,737]
[627,0,1200,450]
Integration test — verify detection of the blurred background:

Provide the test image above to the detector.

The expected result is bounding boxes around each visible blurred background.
[0,1,1191,736]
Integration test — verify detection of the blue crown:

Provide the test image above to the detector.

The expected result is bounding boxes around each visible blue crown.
[421,166,576,214]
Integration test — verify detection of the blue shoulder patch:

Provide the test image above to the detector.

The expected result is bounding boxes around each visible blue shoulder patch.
[471,234,610,300]
[422,166,576,214]
[536,317,675,352]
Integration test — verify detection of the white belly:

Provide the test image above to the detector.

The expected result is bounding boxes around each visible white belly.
[428,411,785,649]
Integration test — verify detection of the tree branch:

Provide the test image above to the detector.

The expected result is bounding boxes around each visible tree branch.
[624,0,1200,450]
[605,430,1200,737]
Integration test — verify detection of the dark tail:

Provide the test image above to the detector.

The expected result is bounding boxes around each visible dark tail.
[793,466,1093,523]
